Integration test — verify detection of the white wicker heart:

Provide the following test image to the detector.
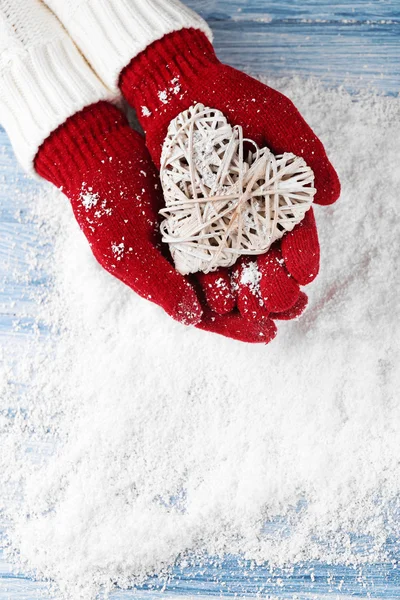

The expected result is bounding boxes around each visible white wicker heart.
[159,103,316,275]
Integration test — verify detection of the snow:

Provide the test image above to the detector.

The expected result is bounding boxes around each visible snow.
[80,186,99,210]
[239,261,262,292]
[0,76,399,600]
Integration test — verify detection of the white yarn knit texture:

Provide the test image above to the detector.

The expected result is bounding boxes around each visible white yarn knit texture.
[44,0,212,93]
[0,0,113,176]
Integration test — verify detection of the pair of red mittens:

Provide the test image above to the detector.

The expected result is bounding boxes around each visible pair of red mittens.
[35,28,340,343]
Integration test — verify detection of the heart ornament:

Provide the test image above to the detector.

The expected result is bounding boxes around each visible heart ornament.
[159,103,316,275]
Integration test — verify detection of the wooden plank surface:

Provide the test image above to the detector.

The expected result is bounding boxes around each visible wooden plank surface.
[1,1,400,599]
[189,0,400,21]
[186,0,400,94]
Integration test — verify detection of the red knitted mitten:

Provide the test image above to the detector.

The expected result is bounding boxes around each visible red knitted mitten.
[120,28,340,319]
[34,101,277,343]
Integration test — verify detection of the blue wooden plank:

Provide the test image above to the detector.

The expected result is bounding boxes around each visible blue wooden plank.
[2,553,400,599]
[0,129,45,332]
[210,20,400,95]
[188,0,400,22]
[184,0,400,96]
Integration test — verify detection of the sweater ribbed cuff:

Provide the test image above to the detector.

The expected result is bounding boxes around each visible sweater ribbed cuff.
[46,0,213,94]
[0,35,114,177]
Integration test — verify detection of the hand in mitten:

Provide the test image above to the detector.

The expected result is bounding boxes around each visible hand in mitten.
[119,28,340,320]
[35,101,277,343]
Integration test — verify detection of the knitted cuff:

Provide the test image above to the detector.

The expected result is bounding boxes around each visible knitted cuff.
[35,101,133,190]
[0,35,114,177]
[120,28,218,118]
[45,0,213,94]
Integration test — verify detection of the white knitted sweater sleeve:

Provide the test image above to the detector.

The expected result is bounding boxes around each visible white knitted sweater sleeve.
[44,0,212,94]
[0,0,114,175]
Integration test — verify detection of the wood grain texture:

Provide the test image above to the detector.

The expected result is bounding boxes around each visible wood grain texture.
[186,0,400,94]
[1,1,400,598]
[0,144,43,339]
[188,0,400,22]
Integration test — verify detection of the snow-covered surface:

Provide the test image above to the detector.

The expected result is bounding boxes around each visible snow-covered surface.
[1,74,399,599]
